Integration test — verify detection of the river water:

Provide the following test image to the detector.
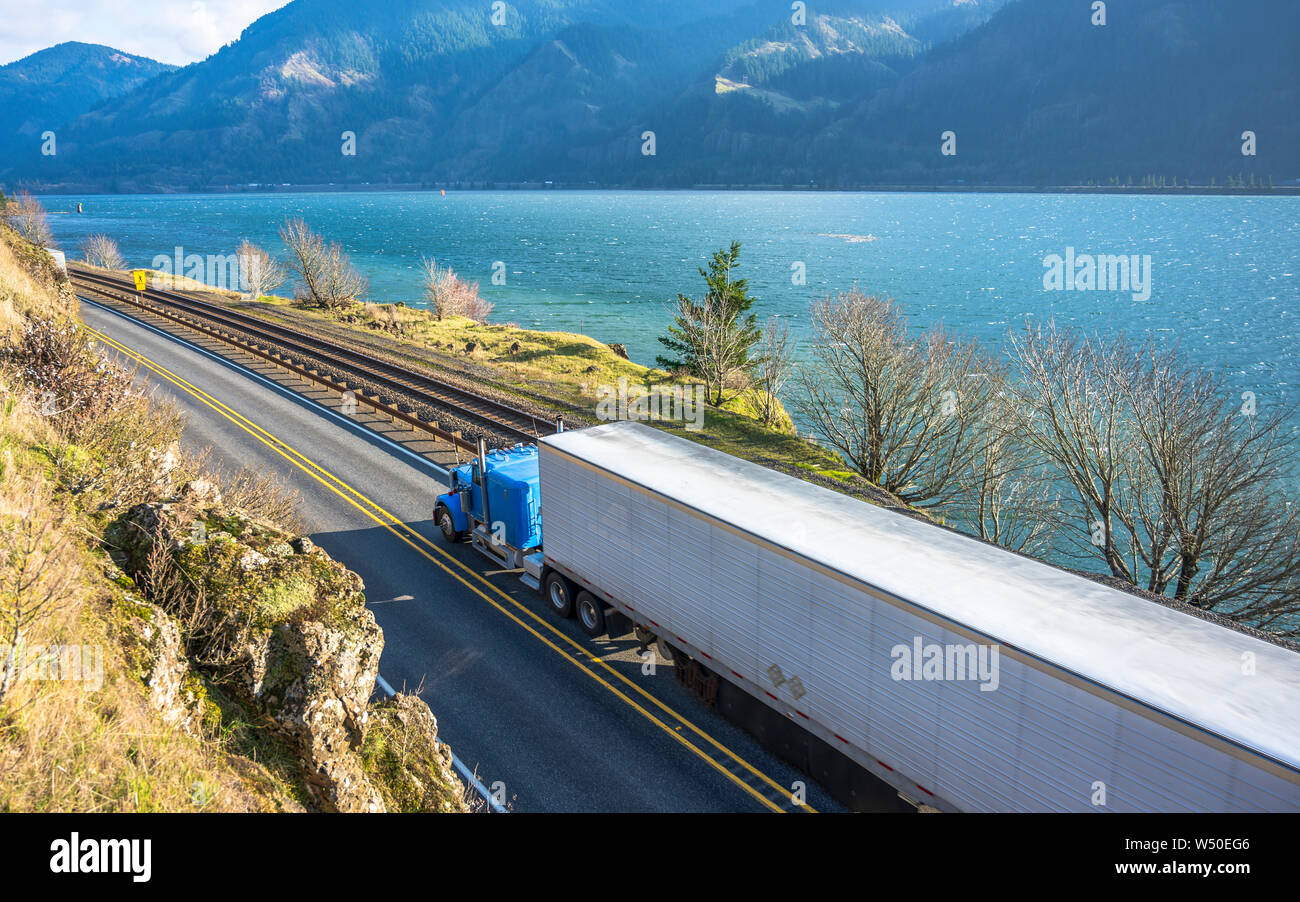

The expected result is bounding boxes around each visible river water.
[43,189,1299,409]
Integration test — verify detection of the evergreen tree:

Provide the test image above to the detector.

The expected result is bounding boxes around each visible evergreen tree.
[657,241,761,406]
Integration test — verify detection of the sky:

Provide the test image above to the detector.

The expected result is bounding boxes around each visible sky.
[0,0,289,66]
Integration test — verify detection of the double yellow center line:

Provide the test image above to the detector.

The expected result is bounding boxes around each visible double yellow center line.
[86,320,816,813]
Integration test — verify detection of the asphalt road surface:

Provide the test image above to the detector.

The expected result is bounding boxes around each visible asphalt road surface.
[79,296,847,813]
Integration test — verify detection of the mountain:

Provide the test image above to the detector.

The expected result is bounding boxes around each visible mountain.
[796,0,1300,186]
[0,42,175,158]
[3,0,1295,190]
[567,0,1009,186]
[560,0,1298,186]
[9,0,780,188]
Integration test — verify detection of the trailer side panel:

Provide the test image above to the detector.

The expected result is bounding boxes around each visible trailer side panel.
[538,428,1300,812]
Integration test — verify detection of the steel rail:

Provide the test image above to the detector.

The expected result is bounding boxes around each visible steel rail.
[70,265,555,449]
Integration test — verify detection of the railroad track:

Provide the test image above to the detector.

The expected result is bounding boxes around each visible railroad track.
[70,265,558,451]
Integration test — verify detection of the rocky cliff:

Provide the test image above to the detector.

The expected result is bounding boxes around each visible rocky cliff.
[105,480,464,812]
[0,221,466,812]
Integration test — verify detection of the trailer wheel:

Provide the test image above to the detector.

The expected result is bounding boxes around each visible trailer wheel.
[544,572,574,618]
[575,590,606,638]
[435,506,463,543]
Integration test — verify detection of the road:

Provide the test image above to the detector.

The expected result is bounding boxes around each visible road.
[79,296,843,813]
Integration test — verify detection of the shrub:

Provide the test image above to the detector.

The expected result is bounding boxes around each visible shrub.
[80,235,125,270]
[420,258,492,323]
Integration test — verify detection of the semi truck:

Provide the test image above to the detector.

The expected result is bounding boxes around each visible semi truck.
[435,420,1300,812]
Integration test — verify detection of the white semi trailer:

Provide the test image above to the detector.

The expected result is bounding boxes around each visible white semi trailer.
[526,421,1300,812]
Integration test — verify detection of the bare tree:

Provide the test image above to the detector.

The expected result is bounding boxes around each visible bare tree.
[420,257,492,322]
[421,257,451,319]
[1004,323,1138,575]
[80,234,124,270]
[317,241,367,308]
[0,490,75,703]
[279,218,366,308]
[3,192,53,247]
[236,239,286,299]
[949,379,1064,556]
[279,218,327,302]
[1115,341,1300,618]
[753,315,795,428]
[794,290,998,508]
[1007,322,1300,627]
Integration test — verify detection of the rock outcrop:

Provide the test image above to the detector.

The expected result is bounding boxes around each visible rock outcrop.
[363,693,467,813]
[106,564,213,737]
[104,485,445,812]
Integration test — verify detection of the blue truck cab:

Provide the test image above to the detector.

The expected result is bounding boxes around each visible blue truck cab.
[432,427,633,642]
[434,441,542,568]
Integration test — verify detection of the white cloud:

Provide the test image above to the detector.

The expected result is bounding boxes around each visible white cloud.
[0,0,290,66]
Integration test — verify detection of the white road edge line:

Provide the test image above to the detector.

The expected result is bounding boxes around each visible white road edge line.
[375,674,507,813]
[83,295,511,813]
[79,295,453,480]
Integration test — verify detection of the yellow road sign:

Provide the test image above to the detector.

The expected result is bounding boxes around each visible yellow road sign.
[131,270,148,291]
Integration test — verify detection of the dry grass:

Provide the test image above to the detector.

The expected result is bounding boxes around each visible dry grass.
[0,227,72,328]
[181,448,304,533]
[0,228,305,811]
[238,290,839,481]
[362,690,475,813]
[0,397,294,811]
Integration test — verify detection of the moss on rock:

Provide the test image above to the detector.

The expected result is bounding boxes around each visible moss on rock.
[363,693,468,813]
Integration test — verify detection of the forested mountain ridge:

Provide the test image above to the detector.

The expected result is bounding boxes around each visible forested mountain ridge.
[809,0,1300,186]
[3,0,1294,190]
[0,42,175,159]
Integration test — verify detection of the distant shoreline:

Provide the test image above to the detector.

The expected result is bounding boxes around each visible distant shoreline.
[23,182,1300,198]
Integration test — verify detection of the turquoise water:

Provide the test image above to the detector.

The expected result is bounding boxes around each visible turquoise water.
[42,189,1300,406]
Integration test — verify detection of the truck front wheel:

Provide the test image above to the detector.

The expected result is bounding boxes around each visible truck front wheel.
[435,505,464,543]
[575,590,606,638]
[544,572,574,618]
